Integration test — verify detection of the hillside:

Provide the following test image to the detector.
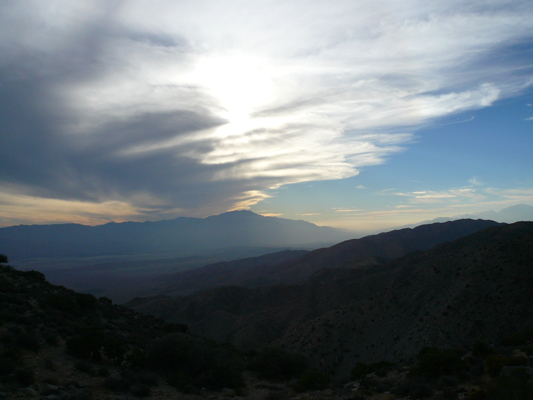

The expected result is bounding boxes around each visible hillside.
[128,221,533,378]
[133,219,501,297]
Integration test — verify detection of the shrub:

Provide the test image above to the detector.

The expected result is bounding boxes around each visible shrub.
[163,323,188,333]
[248,347,309,381]
[15,368,35,385]
[409,347,466,379]
[66,329,105,361]
[18,331,41,352]
[351,361,395,380]
[143,334,244,390]
[41,293,80,315]
[485,355,527,377]
[20,270,46,282]
[293,368,330,392]
[103,338,128,366]
[104,377,132,392]
[473,340,495,359]
[131,384,151,398]
[484,368,533,400]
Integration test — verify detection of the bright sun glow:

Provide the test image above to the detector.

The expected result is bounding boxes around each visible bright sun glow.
[194,55,274,136]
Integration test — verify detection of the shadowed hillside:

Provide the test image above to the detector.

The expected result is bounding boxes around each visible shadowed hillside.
[128,221,533,379]
[132,219,501,298]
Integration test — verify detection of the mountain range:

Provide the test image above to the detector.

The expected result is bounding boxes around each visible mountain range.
[397,203,533,229]
[139,218,501,297]
[128,220,533,378]
[0,210,351,260]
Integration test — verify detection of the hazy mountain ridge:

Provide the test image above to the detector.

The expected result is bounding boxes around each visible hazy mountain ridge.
[0,210,352,260]
[136,249,310,297]
[145,219,501,297]
[396,203,533,229]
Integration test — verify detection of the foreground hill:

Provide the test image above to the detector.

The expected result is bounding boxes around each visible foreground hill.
[0,210,351,259]
[135,219,501,297]
[129,221,533,378]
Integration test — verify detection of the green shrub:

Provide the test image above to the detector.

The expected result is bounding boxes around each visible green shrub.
[409,347,466,378]
[485,355,527,377]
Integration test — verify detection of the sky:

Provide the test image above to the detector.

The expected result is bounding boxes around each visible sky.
[1,0,533,232]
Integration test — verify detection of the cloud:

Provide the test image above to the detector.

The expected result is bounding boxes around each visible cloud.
[525,117,533,121]
[1,0,533,224]
[468,177,484,186]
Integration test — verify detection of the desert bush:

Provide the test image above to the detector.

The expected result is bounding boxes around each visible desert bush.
[293,368,330,392]
[75,361,95,375]
[163,322,189,333]
[17,331,41,352]
[103,338,128,366]
[483,368,533,400]
[75,293,98,311]
[143,333,244,390]
[131,383,151,398]
[136,371,159,386]
[409,347,466,378]
[41,293,80,315]
[104,376,132,392]
[66,329,105,361]
[472,340,495,359]
[485,355,527,377]
[248,347,309,382]
[15,368,35,385]
[351,360,395,380]
[20,270,45,282]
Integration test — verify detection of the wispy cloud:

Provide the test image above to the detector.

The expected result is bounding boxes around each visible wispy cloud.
[1,1,533,224]
[468,177,484,186]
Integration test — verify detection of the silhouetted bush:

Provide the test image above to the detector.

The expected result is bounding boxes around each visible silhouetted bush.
[66,329,105,361]
[142,333,244,390]
[75,293,98,311]
[248,347,309,381]
[20,270,45,282]
[15,368,35,385]
[163,323,188,333]
[42,293,80,315]
[485,355,527,377]
[103,338,128,366]
[18,331,41,352]
[409,347,466,378]
[104,376,132,392]
[472,340,495,359]
[351,361,395,380]
[131,384,151,398]
[483,368,533,400]
[293,369,330,392]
